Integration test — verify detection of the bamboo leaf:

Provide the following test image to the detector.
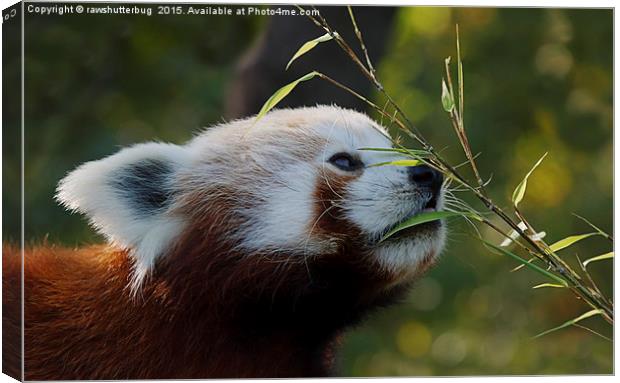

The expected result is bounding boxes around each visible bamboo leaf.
[286,33,334,70]
[358,147,409,153]
[533,283,565,289]
[381,211,474,242]
[481,239,568,286]
[583,252,614,268]
[441,79,455,112]
[510,258,535,272]
[456,24,464,121]
[549,233,598,253]
[256,72,318,121]
[573,213,612,240]
[357,147,428,156]
[368,159,421,168]
[533,309,603,339]
[511,152,548,207]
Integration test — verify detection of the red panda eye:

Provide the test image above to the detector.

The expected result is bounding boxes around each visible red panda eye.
[328,153,363,171]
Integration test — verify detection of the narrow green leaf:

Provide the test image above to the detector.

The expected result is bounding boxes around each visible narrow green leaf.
[511,152,548,207]
[573,213,612,240]
[532,283,565,289]
[456,24,464,121]
[358,147,408,153]
[357,147,427,156]
[255,71,318,122]
[549,233,598,253]
[286,33,334,70]
[583,252,614,268]
[441,79,455,112]
[368,159,421,168]
[481,239,568,287]
[381,211,472,242]
[533,309,603,339]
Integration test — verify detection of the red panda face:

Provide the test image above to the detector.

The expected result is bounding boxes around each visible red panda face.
[176,106,446,288]
[311,126,446,284]
[56,106,445,294]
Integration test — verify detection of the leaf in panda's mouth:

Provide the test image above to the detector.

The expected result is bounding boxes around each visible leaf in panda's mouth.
[380,210,468,242]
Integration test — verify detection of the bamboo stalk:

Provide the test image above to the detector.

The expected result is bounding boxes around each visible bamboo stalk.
[298,7,613,325]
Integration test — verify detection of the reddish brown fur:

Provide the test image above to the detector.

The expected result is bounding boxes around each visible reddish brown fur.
[313,169,360,240]
[2,167,435,379]
[2,244,22,380]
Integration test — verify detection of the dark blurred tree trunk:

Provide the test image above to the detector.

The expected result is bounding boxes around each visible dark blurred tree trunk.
[225,6,396,119]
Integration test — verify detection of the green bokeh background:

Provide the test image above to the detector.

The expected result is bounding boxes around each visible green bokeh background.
[4,5,612,376]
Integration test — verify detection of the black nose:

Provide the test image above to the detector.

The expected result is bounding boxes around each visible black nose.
[408,165,443,195]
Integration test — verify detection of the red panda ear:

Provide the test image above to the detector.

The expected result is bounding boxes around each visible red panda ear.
[55,142,191,289]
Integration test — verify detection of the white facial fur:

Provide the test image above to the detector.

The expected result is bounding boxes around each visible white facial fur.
[56,105,445,288]
[308,109,446,274]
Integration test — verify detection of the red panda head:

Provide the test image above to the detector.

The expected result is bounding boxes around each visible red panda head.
[56,106,445,306]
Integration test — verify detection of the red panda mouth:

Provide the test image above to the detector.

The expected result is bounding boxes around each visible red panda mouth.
[386,219,442,241]
[389,192,443,238]
[381,203,442,242]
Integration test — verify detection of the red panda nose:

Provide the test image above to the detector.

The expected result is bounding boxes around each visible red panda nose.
[408,165,443,196]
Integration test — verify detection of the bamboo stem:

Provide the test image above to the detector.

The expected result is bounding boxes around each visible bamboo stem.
[299,7,613,324]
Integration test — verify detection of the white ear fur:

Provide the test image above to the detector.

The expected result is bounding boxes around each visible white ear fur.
[56,142,191,289]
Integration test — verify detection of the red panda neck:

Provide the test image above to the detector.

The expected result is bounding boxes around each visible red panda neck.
[146,234,409,378]
[150,245,339,377]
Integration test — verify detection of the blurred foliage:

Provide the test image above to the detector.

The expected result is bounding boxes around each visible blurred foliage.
[4,5,612,376]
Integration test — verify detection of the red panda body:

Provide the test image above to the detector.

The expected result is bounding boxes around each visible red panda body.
[4,240,419,379]
[5,244,335,378]
[3,107,445,379]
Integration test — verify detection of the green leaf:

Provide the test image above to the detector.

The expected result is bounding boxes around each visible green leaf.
[255,71,318,122]
[583,252,614,268]
[381,211,477,242]
[480,239,568,287]
[357,147,408,153]
[456,24,464,120]
[357,147,428,156]
[573,213,612,240]
[441,79,455,112]
[533,309,603,339]
[368,159,421,168]
[286,33,334,70]
[360,148,429,161]
[511,152,548,207]
[532,283,565,289]
[549,233,598,253]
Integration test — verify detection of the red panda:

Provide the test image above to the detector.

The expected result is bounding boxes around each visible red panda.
[3,106,445,379]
